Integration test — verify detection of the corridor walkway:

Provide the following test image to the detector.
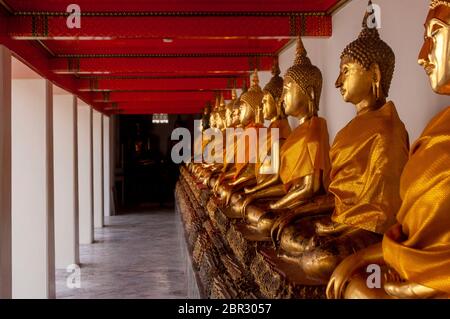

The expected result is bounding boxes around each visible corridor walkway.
[55,209,187,299]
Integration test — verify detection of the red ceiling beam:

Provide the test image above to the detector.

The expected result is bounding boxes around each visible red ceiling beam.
[9,14,332,39]
[2,0,342,13]
[0,9,98,111]
[78,77,246,92]
[51,56,274,74]
[93,91,216,103]
[101,101,208,115]
[41,38,288,56]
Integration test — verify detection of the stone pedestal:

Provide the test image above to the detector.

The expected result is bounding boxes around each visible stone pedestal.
[175,166,327,299]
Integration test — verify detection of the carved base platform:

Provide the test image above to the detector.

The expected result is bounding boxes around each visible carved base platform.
[176,166,327,299]
[251,248,326,299]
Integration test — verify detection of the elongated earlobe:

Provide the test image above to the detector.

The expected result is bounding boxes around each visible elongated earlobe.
[308,86,317,115]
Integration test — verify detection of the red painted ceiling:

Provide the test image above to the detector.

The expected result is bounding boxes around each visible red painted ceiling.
[0,0,346,114]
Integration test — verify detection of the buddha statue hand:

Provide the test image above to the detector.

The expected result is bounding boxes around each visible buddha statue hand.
[270,210,303,245]
[326,251,365,299]
[327,243,384,299]
[213,176,223,194]
[203,172,213,186]
[224,187,234,206]
[244,186,257,195]
[226,194,245,218]
[268,182,311,211]
[228,178,241,187]
[315,220,353,236]
[217,184,228,200]
[240,194,256,218]
[384,281,443,299]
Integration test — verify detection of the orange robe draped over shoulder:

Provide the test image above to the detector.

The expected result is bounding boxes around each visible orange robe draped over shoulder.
[255,119,292,183]
[383,106,450,294]
[329,101,409,234]
[234,123,264,179]
[279,116,330,191]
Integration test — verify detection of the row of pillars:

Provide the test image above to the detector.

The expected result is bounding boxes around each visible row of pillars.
[0,45,113,298]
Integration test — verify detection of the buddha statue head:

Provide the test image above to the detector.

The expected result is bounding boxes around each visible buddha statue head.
[419,0,450,94]
[263,58,285,121]
[201,102,211,131]
[239,69,264,126]
[209,108,216,129]
[219,92,227,128]
[213,93,226,130]
[335,1,395,111]
[283,36,322,119]
[225,88,240,127]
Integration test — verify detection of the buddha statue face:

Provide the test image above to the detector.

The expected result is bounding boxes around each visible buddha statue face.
[203,105,211,116]
[215,112,225,130]
[283,76,312,118]
[209,112,216,128]
[418,4,450,94]
[239,101,255,127]
[262,92,277,120]
[225,108,234,128]
[335,56,382,105]
[232,106,240,126]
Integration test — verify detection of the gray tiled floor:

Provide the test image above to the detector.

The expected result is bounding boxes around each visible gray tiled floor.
[56,210,188,299]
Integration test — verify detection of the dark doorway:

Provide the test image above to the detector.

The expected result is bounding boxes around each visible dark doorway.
[113,114,195,213]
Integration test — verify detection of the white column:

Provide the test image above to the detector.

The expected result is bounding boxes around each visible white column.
[53,94,79,269]
[110,115,117,215]
[0,45,12,299]
[12,77,55,299]
[103,116,111,217]
[78,102,94,244]
[93,111,104,228]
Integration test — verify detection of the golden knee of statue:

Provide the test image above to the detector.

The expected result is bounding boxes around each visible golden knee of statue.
[326,241,450,299]
[240,173,327,237]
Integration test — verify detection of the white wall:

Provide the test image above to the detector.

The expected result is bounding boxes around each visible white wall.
[53,93,79,269]
[93,111,104,228]
[278,0,449,143]
[103,116,111,217]
[12,77,55,298]
[78,101,94,244]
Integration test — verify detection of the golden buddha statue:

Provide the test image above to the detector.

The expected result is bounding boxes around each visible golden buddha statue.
[271,3,410,282]
[201,89,242,186]
[248,59,292,193]
[206,82,247,189]
[235,36,330,235]
[224,58,292,218]
[201,102,212,131]
[327,0,450,299]
[213,70,264,203]
[193,97,222,177]
[188,102,211,174]
[196,94,227,180]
